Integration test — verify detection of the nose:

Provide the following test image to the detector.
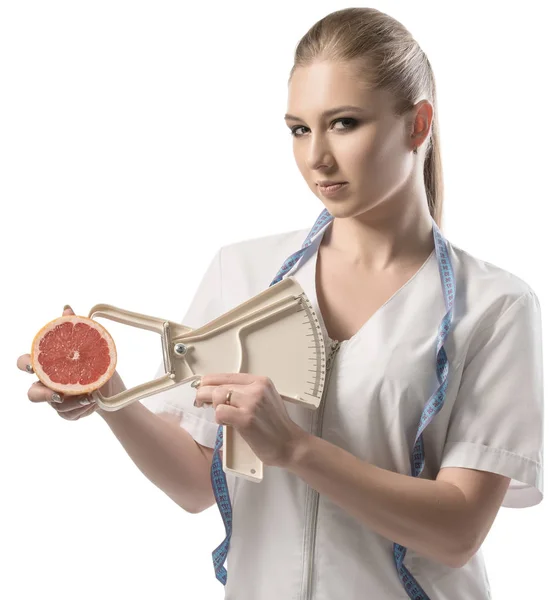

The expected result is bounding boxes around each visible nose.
[306,133,334,170]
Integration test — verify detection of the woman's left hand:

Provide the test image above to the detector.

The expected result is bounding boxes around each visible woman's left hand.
[194,373,307,468]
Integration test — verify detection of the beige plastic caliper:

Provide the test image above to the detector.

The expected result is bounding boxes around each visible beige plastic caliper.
[88,276,328,483]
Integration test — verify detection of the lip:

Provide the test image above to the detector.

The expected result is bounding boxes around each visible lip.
[316,180,347,187]
[318,182,348,196]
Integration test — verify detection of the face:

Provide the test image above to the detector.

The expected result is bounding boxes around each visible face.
[285,61,432,220]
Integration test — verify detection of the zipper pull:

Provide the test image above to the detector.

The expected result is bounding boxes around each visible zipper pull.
[326,340,340,372]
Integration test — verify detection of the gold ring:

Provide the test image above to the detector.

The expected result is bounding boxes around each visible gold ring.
[225,390,232,405]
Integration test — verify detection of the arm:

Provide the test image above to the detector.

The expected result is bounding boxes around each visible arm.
[283,292,543,569]
[286,431,510,569]
[96,372,216,514]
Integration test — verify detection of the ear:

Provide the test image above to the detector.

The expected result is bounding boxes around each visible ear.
[410,100,434,150]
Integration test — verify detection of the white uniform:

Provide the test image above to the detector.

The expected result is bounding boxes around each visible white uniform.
[143,219,544,600]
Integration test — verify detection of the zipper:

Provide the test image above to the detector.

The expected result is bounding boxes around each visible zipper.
[301,338,341,600]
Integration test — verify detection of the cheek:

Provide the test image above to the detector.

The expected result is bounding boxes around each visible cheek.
[342,128,391,181]
[357,141,411,199]
[367,122,410,177]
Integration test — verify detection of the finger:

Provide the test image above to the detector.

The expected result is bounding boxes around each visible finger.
[82,402,99,417]
[71,404,99,420]
[198,373,261,388]
[53,401,98,420]
[50,394,96,413]
[194,385,244,408]
[193,384,219,407]
[17,354,34,373]
[27,381,64,404]
[63,305,75,316]
[208,386,245,413]
[213,402,235,426]
[28,381,94,409]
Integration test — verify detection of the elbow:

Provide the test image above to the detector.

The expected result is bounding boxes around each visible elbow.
[439,521,478,569]
[186,502,211,514]
[450,546,475,569]
[178,502,205,514]
[447,550,468,570]
[185,505,203,514]
[184,496,216,514]
[169,492,214,514]
[447,531,478,569]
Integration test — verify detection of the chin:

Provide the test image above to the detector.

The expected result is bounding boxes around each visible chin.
[320,202,360,219]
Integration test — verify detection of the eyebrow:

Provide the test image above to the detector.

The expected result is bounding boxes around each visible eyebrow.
[284,105,366,122]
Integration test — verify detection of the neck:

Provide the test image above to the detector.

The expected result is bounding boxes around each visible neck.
[321,192,435,271]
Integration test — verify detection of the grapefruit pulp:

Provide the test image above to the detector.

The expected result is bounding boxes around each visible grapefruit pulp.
[31,315,117,395]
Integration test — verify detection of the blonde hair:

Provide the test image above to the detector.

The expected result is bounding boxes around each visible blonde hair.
[288,7,444,227]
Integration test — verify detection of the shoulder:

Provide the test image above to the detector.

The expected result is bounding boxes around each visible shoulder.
[219,226,310,275]
[448,239,540,332]
[221,226,310,254]
[216,226,311,309]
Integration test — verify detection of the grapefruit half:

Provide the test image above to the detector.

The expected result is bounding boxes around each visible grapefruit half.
[31,315,117,395]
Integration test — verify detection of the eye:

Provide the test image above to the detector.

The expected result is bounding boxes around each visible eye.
[289,117,358,138]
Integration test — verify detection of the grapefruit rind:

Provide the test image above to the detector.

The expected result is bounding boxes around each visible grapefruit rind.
[31,315,117,395]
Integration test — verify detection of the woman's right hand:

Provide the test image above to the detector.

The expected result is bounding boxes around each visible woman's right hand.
[17,305,103,421]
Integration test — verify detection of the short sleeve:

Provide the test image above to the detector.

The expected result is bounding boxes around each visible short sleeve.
[140,248,224,449]
[440,290,544,508]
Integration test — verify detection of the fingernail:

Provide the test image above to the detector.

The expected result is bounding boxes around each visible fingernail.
[25,364,34,374]
[190,379,201,389]
[51,392,63,404]
[78,397,92,406]
[63,304,72,311]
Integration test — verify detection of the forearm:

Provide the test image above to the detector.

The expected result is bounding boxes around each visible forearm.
[286,431,470,568]
[95,373,213,513]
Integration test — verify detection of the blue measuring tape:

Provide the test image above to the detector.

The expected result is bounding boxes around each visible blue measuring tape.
[209,207,455,600]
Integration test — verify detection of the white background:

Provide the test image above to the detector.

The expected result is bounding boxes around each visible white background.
[2,1,553,598]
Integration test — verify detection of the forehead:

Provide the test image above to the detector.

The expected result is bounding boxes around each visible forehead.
[286,61,393,117]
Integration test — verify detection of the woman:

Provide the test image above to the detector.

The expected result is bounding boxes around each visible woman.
[19,7,543,599]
